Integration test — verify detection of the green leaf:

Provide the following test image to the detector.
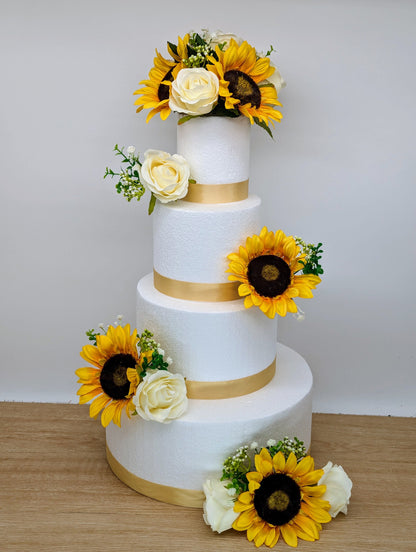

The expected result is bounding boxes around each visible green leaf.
[254,117,274,139]
[167,41,178,57]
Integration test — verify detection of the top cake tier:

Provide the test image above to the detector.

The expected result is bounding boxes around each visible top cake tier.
[177,116,250,187]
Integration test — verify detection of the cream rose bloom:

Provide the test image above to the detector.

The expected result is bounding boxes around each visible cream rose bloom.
[203,479,239,533]
[319,461,352,517]
[140,150,190,203]
[267,65,286,95]
[133,369,188,423]
[169,68,219,116]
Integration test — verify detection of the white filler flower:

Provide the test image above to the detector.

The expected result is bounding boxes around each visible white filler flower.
[319,461,353,517]
[169,68,219,116]
[203,479,239,533]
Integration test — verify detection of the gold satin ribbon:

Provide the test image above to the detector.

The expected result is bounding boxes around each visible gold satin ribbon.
[154,270,240,302]
[183,180,249,204]
[106,445,205,508]
[186,358,276,399]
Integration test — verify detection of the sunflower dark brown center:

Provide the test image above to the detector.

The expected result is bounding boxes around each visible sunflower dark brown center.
[158,68,174,101]
[100,353,136,400]
[254,473,301,526]
[224,70,261,108]
[247,255,291,298]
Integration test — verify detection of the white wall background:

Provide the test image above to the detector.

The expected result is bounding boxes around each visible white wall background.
[1,0,415,416]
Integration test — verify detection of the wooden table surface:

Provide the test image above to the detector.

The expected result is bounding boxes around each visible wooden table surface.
[0,403,415,552]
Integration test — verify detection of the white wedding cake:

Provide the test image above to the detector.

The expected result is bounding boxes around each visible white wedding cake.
[105,116,313,507]
[76,32,353,549]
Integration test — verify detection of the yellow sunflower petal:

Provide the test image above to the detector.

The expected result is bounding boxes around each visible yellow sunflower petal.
[248,480,261,492]
[77,383,101,396]
[272,451,286,472]
[253,523,270,547]
[265,526,278,547]
[247,521,264,542]
[78,388,102,404]
[239,283,252,297]
[293,513,320,539]
[246,471,263,482]
[238,491,254,505]
[255,449,273,477]
[302,485,327,497]
[301,502,332,524]
[234,501,255,513]
[80,344,103,368]
[280,523,298,547]
[299,469,324,486]
[89,394,111,419]
[293,455,314,477]
[284,452,298,474]
[101,401,118,428]
[233,508,258,530]
[75,367,100,381]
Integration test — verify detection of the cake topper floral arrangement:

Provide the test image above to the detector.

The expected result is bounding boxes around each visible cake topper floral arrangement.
[227,227,324,319]
[75,316,188,427]
[134,29,285,136]
[103,30,285,213]
[203,437,352,548]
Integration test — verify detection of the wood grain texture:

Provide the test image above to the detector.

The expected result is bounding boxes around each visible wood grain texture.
[0,403,415,552]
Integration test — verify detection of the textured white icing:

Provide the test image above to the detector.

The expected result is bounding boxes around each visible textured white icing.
[106,344,313,490]
[177,116,250,184]
[137,273,277,382]
[153,195,261,284]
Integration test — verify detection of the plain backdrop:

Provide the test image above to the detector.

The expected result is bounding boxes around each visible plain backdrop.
[1,0,415,416]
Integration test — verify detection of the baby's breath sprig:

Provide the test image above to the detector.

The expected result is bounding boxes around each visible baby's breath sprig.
[295,237,324,276]
[221,445,250,495]
[181,32,216,68]
[137,329,158,352]
[85,315,124,346]
[136,329,171,378]
[267,436,306,460]
[104,144,146,203]
[222,437,306,495]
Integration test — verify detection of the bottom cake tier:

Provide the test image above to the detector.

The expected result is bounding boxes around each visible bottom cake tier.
[105,343,313,508]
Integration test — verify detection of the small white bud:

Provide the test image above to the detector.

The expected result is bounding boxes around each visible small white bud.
[126,146,136,155]
[267,439,277,447]
[250,441,258,450]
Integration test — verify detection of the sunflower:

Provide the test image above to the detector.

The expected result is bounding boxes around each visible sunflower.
[134,35,190,122]
[233,449,332,548]
[227,227,321,319]
[75,324,142,428]
[207,40,282,127]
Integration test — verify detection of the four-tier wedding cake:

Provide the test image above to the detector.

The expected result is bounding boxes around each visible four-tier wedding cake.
[76,30,351,549]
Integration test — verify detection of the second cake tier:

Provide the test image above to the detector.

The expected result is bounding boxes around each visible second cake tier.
[137,273,277,386]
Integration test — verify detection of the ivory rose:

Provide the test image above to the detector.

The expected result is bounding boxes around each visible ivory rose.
[267,65,286,95]
[203,479,239,533]
[140,149,190,203]
[132,369,188,423]
[169,68,219,116]
[319,461,353,517]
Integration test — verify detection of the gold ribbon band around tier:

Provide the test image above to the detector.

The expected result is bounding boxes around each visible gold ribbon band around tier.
[154,270,240,302]
[106,446,205,508]
[183,179,249,204]
[186,358,276,400]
